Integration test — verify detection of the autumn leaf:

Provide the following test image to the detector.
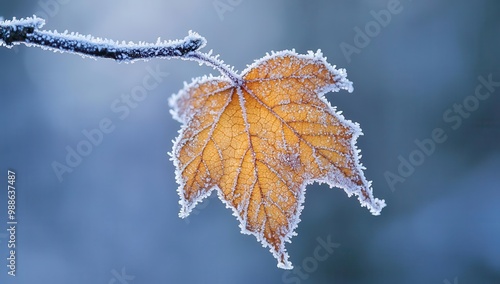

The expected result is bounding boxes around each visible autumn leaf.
[169,50,385,269]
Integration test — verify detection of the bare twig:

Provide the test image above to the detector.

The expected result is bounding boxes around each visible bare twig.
[0,16,206,62]
[0,15,245,82]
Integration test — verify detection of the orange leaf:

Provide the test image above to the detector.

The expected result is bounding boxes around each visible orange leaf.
[169,50,385,269]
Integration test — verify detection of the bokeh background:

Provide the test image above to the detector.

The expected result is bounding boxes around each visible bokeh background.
[1,0,499,283]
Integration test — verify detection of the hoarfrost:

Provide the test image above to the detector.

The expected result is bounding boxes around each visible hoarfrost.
[1,16,206,62]
[170,49,385,269]
[2,16,386,267]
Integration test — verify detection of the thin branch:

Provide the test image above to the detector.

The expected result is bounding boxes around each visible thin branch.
[0,16,206,62]
[0,15,245,84]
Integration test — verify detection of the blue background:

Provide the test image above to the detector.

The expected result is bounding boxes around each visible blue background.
[1,0,499,283]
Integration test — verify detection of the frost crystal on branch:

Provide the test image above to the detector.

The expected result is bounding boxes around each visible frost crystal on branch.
[0,16,206,62]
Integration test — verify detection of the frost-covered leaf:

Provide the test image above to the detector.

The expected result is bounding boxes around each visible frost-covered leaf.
[169,50,385,269]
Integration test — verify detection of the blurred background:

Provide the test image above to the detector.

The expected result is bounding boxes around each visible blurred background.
[1,0,499,283]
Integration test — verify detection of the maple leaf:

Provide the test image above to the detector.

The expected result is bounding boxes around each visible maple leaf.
[169,50,386,269]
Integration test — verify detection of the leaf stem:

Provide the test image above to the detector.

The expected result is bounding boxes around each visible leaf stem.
[184,51,242,85]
